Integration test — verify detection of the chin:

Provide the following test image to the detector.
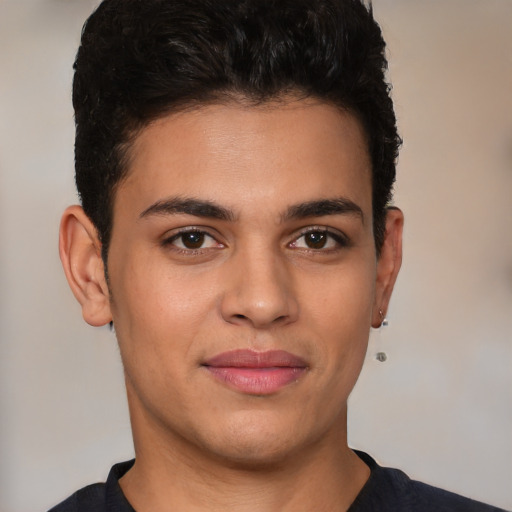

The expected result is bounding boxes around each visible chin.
[209,439,298,471]
[193,412,321,471]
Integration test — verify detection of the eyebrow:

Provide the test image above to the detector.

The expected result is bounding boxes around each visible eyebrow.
[139,196,363,224]
[282,198,364,223]
[139,197,236,221]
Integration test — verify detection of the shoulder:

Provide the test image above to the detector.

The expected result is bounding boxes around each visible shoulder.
[394,470,504,512]
[47,460,135,512]
[47,483,105,512]
[351,451,509,512]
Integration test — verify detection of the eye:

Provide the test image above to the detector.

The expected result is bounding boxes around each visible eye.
[290,229,347,250]
[164,229,222,251]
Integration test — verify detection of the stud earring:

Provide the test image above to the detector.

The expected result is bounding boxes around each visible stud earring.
[378,309,388,327]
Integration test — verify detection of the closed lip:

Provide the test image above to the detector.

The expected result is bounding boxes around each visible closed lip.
[202,349,308,368]
[202,349,309,395]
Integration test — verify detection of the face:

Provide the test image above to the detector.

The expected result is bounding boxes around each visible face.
[103,99,397,466]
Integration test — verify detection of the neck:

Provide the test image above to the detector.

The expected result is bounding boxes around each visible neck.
[120,398,370,512]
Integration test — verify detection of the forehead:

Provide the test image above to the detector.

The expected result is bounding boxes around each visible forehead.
[117,99,372,219]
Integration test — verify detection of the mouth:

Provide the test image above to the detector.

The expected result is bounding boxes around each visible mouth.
[202,349,309,395]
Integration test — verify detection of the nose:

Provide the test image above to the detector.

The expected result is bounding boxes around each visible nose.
[220,248,299,329]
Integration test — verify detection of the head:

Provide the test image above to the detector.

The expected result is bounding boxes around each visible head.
[73,0,400,264]
[61,0,403,470]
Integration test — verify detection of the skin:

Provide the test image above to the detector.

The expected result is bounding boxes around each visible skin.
[59,98,403,511]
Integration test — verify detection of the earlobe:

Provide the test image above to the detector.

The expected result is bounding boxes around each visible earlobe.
[372,207,404,328]
[59,205,112,327]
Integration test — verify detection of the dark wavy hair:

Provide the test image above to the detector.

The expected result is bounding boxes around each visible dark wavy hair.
[73,0,401,262]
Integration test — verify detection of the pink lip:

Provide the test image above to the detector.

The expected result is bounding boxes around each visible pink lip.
[202,349,308,395]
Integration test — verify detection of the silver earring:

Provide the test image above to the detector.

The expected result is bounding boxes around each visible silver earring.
[378,309,389,327]
[375,352,387,362]
[375,309,388,362]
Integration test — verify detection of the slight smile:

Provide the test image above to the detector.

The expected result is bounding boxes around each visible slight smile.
[202,349,309,395]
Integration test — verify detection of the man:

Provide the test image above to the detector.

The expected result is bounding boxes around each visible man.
[52,0,507,510]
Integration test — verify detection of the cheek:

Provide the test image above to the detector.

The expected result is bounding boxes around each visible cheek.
[113,262,218,349]
[109,260,218,413]
[303,260,375,330]
[300,260,375,378]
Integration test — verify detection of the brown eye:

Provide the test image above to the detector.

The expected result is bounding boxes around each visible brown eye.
[180,232,205,249]
[304,231,327,249]
[165,230,221,251]
[290,228,347,251]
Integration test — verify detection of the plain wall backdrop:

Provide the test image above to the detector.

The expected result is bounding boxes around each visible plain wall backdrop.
[0,1,511,510]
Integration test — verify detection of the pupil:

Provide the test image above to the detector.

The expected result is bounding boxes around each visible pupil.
[182,232,204,249]
[306,232,326,249]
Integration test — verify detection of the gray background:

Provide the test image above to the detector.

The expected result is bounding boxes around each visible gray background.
[1,0,511,510]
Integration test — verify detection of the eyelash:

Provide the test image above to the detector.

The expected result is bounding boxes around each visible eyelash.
[290,227,349,252]
[161,226,349,255]
[161,227,223,255]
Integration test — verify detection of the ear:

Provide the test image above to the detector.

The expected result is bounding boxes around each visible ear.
[59,205,112,326]
[371,207,404,328]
